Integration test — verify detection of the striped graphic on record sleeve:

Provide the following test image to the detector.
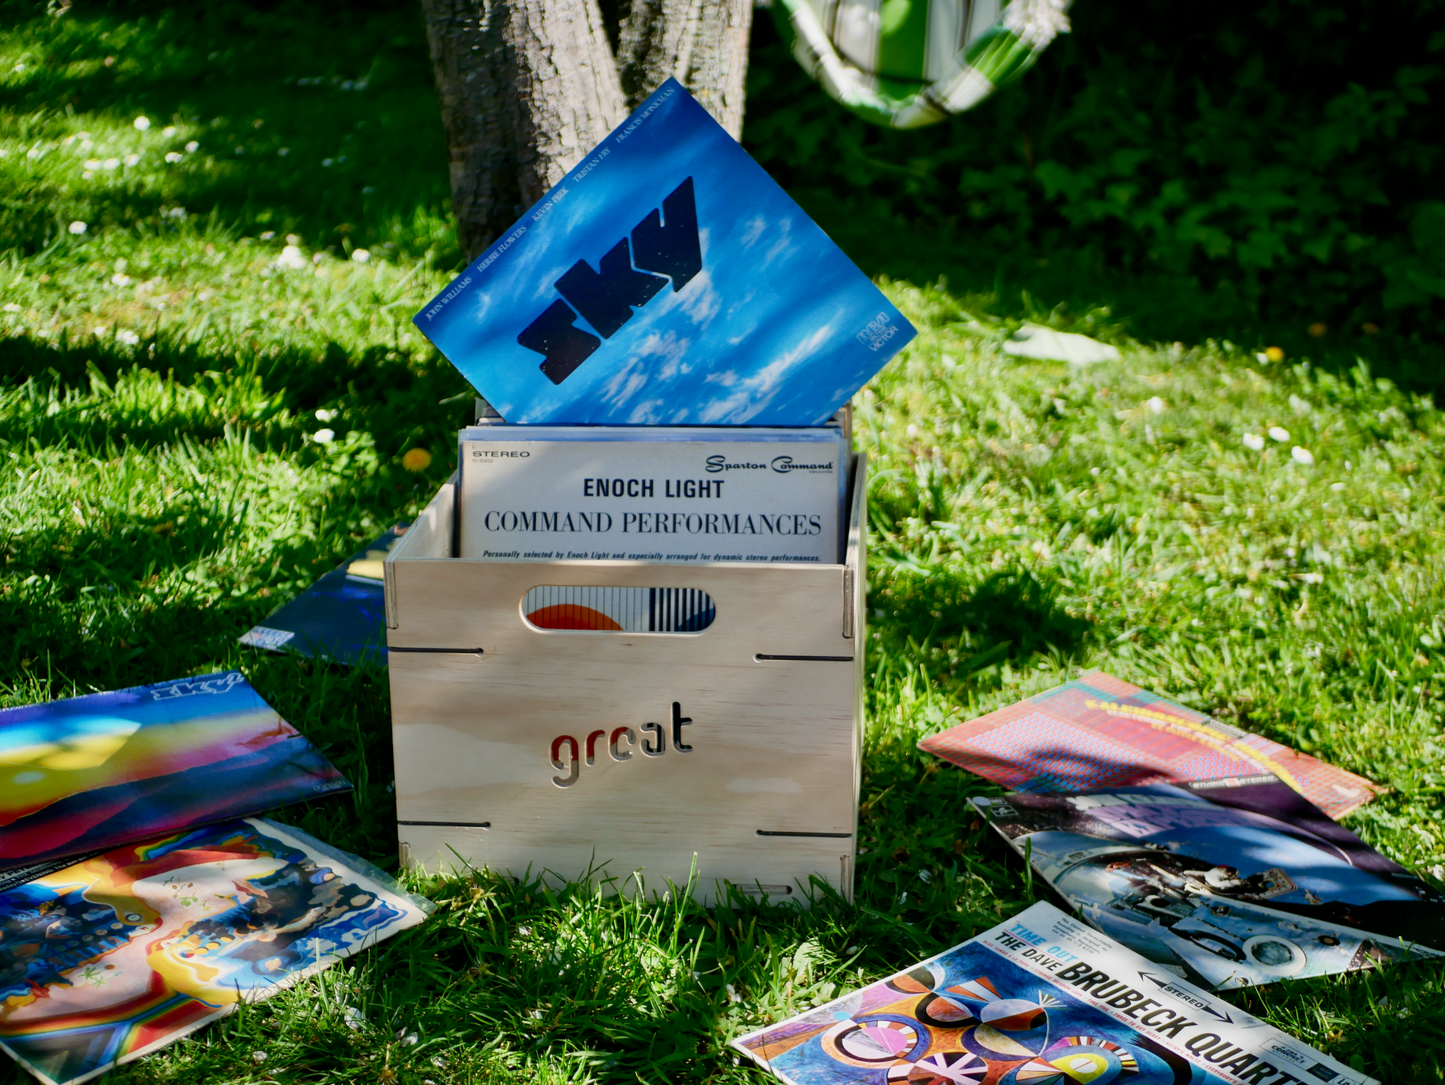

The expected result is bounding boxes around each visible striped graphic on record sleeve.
[522,586,716,632]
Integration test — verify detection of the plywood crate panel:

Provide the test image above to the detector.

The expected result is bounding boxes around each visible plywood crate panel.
[384,455,867,905]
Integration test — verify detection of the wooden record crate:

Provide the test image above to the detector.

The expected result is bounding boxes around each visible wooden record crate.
[382,454,867,906]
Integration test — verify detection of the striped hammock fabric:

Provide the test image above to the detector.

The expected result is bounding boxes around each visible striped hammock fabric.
[773,0,1070,128]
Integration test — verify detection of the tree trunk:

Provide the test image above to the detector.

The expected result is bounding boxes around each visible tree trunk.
[616,0,752,137]
[419,0,752,260]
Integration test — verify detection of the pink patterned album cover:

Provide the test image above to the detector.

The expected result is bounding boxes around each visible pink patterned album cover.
[918,671,1378,819]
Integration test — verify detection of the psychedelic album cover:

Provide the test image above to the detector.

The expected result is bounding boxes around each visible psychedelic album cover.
[414,79,915,426]
[918,671,1378,819]
[733,900,1373,1085]
[239,524,408,667]
[971,777,1445,991]
[0,818,430,1085]
[0,673,350,873]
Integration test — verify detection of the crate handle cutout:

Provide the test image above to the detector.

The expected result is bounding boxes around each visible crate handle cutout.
[522,586,716,633]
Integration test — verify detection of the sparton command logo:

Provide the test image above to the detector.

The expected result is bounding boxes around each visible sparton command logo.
[550,702,692,787]
[518,178,702,385]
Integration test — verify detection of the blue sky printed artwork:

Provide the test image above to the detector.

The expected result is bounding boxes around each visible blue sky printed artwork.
[414,80,915,426]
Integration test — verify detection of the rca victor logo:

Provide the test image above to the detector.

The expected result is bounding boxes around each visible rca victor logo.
[518,178,702,386]
[550,701,692,788]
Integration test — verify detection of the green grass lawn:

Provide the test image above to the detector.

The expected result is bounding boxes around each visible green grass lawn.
[3,1,1445,1082]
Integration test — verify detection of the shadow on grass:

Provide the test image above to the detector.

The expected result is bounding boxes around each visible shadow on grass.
[0,0,454,263]
[870,567,1093,686]
[0,326,475,461]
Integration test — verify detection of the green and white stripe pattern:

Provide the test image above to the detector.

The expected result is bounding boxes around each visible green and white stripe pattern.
[774,0,1070,128]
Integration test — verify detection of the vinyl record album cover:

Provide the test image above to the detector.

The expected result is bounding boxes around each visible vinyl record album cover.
[0,673,350,872]
[239,525,407,666]
[459,426,847,562]
[414,79,915,425]
[918,671,1378,819]
[0,818,430,1085]
[733,900,1374,1085]
[972,777,1445,990]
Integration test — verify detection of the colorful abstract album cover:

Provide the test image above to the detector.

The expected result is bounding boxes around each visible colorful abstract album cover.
[917,671,1379,819]
[414,79,916,426]
[971,777,1445,991]
[0,818,431,1085]
[732,900,1373,1085]
[0,673,350,873]
[239,525,408,667]
[521,586,717,631]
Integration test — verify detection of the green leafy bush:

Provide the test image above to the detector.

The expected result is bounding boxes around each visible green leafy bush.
[744,0,1445,341]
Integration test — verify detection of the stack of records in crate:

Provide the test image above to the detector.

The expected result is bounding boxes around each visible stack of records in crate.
[412,78,918,565]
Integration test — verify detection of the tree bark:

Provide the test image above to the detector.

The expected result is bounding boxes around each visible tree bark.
[419,0,752,260]
[616,0,752,137]
[420,0,627,259]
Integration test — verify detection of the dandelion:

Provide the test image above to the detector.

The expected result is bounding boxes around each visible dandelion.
[1145,396,1165,415]
[342,1006,365,1031]
[102,157,119,170]
[184,140,199,152]
[162,125,177,137]
[1242,433,1265,451]
[1268,426,1290,442]
[351,248,370,263]
[164,151,182,163]
[1291,446,1315,466]
[275,245,307,270]
[68,221,87,235]
[1264,346,1285,362]
[315,408,336,422]
[312,428,335,444]
[84,158,101,169]
[133,116,150,131]
[402,448,432,472]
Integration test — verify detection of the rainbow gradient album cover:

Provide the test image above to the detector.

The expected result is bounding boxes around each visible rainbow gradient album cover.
[0,818,430,1085]
[414,79,915,426]
[0,672,350,875]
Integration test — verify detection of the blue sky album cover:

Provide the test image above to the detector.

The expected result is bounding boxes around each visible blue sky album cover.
[414,79,915,426]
